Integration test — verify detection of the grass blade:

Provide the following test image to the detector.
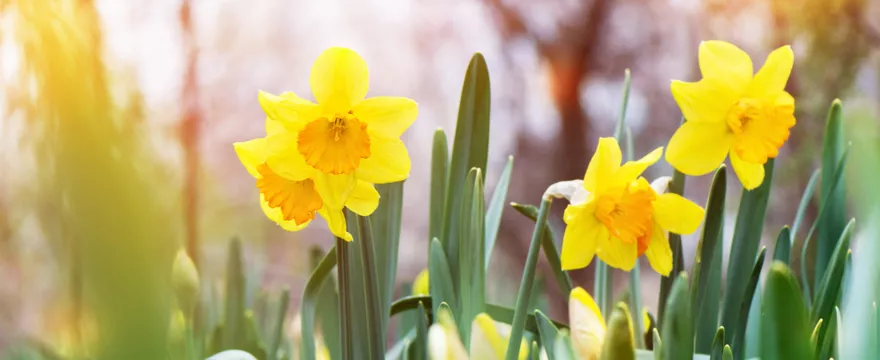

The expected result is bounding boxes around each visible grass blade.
[816,100,846,290]
[511,202,573,296]
[692,166,727,353]
[811,219,854,353]
[710,327,725,360]
[720,159,775,350]
[430,129,449,242]
[761,262,813,360]
[441,53,491,291]
[486,156,514,268]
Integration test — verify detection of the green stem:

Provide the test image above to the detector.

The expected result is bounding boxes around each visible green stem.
[505,198,552,360]
[594,261,612,318]
[628,259,645,349]
[337,237,353,360]
[358,216,385,359]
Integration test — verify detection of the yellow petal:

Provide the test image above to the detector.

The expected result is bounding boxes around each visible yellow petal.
[310,47,369,114]
[665,121,733,176]
[233,138,267,178]
[313,172,356,210]
[470,314,506,360]
[569,287,606,360]
[561,203,603,271]
[259,194,310,232]
[353,96,418,139]
[265,123,315,181]
[318,207,352,241]
[584,137,622,193]
[730,150,765,190]
[653,193,705,235]
[614,147,663,183]
[698,40,753,91]
[345,180,380,216]
[596,233,638,271]
[413,269,430,296]
[644,223,672,276]
[258,91,320,126]
[748,45,794,98]
[357,137,411,184]
[670,79,738,124]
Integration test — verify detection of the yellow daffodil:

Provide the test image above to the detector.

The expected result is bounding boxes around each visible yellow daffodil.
[558,138,704,275]
[233,119,380,240]
[667,40,796,190]
[258,47,418,202]
[539,288,652,360]
[428,307,528,360]
[413,268,430,296]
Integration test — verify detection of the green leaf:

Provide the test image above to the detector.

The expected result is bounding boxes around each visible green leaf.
[355,215,385,358]
[441,53,491,291]
[817,99,847,290]
[387,295,569,334]
[732,248,766,360]
[790,168,820,243]
[268,289,289,360]
[800,146,850,304]
[653,329,661,360]
[429,238,457,318]
[535,310,559,359]
[817,305,838,360]
[410,302,429,360]
[222,239,247,349]
[511,202,573,296]
[772,227,791,264]
[601,302,636,360]
[811,219,854,353]
[343,212,372,357]
[458,168,486,344]
[743,289,761,359]
[761,262,813,360]
[486,156,514,268]
[720,158,774,350]
[552,331,576,360]
[692,166,727,354]
[372,181,405,330]
[299,246,337,360]
[531,341,540,360]
[661,273,693,360]
[629,260,645,349]
[506,198,553,360]
[810,319,823,350]
[430,129,449,243]
[710,327,725,360]
[658,169,687,327]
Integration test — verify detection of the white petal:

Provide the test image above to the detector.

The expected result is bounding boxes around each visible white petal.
[650,176,673,195]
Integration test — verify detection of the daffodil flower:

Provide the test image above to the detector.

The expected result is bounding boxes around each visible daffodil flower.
[233,119,380,240]
[667,40,796,190]
[428,307,528,360]
[258,47,418,204]
[557,138,704,275]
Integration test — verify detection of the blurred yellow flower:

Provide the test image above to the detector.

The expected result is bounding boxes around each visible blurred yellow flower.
[559,138,704,275]
[258,47,418,200]
[234,121,380,240]
[569,287,607,360]
[427,307,528,360]
[413,268,430,296]
[666,40,796,190]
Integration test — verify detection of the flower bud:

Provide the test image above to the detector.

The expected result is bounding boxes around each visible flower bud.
[172,248,200,314]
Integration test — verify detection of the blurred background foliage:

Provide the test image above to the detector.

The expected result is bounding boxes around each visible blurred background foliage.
[0,0,878,356]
